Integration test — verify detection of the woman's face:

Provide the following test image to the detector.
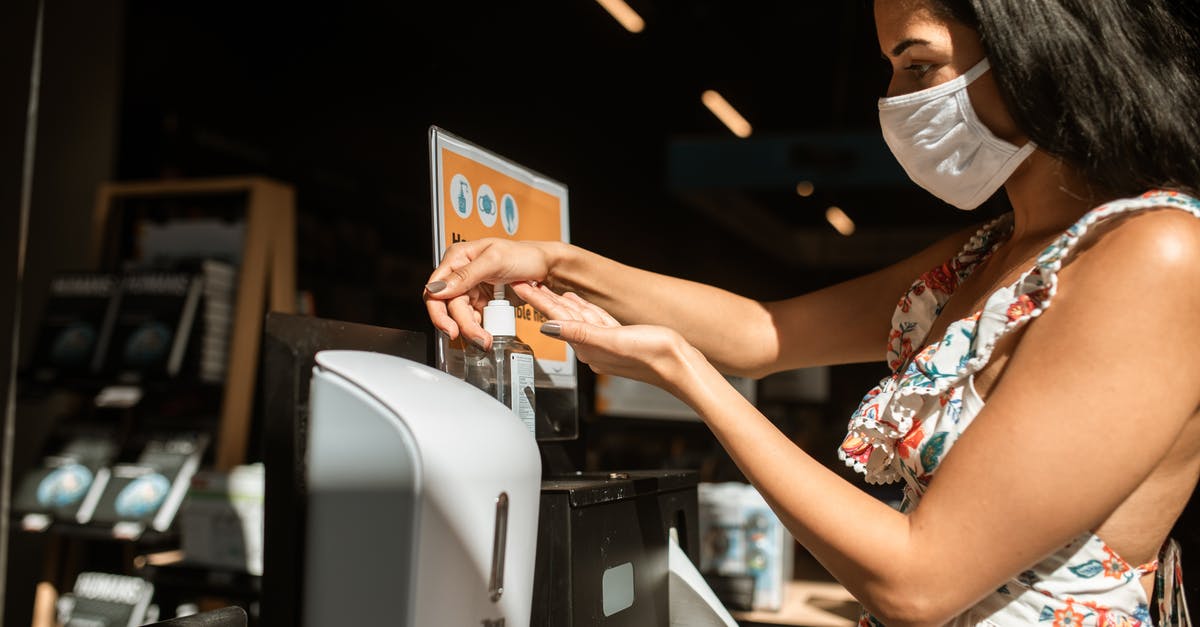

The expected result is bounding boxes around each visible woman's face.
[874,0,1026,146]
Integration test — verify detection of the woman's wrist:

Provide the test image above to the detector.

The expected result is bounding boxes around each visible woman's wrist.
[541,241,584,295]
[660,334,716,403]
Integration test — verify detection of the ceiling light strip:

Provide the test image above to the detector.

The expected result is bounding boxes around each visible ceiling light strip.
[701,90,752,138]
[825,206,856,236]
[595,0,645,33]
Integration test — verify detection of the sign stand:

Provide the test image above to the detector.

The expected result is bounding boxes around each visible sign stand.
[427,126,577,440]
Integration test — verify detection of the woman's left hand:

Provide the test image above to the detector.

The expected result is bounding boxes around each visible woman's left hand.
[513,282,705,397]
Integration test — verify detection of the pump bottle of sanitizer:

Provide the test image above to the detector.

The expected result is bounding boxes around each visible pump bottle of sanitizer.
[465,284,536,434]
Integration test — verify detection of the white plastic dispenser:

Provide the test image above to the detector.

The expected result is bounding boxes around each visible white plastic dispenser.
[303,350,541,626]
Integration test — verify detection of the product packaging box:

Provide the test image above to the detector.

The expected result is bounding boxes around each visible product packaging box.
[88,433,209,539]
[28,272,119,384]
[56,571,156,626]
[102,271,204,383]
[11,433,120,531]
[195,259,236,384]
[180,463,264,575]
[697,482,795,611]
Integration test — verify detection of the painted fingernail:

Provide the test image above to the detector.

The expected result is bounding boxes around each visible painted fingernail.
[472,336,488,349]
[540,322,562,337]
[426,280,447,293]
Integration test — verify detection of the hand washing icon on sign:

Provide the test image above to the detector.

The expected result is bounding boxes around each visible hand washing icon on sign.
[477,184,498,227]
[450,174,472,218]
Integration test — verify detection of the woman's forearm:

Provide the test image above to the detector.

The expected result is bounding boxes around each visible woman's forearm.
[545,221,981,377]
[673,348,949,625]
[544,242,780,377]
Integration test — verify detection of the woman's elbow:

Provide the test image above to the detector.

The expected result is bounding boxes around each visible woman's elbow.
[720,363,772,381]
[864,587,954,627]
[705,354,775,380]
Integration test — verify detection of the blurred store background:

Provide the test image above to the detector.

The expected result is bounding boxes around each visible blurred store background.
[2,1,1197,625]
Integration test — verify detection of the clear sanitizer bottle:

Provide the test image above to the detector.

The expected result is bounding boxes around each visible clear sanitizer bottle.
[465,284,536,434]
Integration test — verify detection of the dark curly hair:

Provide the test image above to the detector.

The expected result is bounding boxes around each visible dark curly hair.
[924,0,1200,199]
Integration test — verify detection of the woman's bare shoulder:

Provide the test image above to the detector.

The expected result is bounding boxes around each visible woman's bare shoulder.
[1066,206,1200,275]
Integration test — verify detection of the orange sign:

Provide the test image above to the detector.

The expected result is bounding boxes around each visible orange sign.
[431,128,573,376]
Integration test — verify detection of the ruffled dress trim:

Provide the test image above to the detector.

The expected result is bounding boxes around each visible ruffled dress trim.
[838,213,1012,483]
[838,190,1200,485]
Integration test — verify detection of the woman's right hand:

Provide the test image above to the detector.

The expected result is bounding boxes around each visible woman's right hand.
[423,238,562,348]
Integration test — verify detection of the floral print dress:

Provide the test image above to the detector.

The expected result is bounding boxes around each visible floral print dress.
[838,191,1200,626]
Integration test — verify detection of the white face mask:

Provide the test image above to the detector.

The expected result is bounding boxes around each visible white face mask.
[878,58,1036,210]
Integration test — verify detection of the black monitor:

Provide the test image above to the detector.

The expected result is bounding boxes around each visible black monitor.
[259,312,427,627]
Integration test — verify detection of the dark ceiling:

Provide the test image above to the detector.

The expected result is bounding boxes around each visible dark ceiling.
[115,0,1003,323]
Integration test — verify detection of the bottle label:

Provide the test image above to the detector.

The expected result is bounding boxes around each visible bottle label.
[510,353,535,434]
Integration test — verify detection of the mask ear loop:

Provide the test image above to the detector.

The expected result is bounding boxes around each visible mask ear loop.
[951,61,1039,209]
[958,140,1038,209]
[878,57,993,109]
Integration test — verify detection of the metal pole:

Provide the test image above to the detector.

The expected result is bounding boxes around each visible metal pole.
[0,0,44,617]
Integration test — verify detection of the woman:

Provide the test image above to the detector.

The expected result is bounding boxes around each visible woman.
[424,0,1200,624]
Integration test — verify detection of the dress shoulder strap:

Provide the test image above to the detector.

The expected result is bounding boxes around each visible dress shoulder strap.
[965,190,1200,374]
[887,213,1012,372]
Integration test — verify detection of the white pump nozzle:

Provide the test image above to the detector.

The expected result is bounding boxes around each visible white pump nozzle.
[483,283,516,337]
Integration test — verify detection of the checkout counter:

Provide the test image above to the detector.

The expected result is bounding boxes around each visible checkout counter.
[732,582,858,627]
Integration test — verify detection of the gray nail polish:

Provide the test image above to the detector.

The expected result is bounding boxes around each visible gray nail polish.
[472,336,488,349]
[540,322,562,337]
[426,280,447,293]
